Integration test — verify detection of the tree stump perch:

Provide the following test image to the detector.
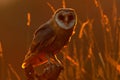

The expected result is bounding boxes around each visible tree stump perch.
[24,63,63,80]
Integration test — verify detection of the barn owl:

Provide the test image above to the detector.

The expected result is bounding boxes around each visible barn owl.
[22,8,77,69]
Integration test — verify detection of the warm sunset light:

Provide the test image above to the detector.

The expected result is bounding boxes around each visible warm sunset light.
[0,0,120,80]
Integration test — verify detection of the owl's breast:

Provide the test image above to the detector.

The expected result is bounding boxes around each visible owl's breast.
[50,28,74,53]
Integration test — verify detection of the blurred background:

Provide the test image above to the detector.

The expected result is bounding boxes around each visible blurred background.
[0,0,120,80]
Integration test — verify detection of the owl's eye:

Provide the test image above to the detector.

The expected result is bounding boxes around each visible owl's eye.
[58,14,65,20]
[68,14,74,21]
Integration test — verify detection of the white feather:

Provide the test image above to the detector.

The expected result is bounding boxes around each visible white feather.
[54,8,77,30]
[55,17,75,30]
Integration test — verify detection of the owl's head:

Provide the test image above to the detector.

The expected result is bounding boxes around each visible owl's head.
[53,8,77,30]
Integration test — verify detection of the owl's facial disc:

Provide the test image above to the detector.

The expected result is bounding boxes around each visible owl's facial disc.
[54,8,77,30]
[58,13,74,25]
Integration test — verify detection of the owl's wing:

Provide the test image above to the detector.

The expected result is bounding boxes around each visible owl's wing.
[22,24,56,68]
[29,24,56,53]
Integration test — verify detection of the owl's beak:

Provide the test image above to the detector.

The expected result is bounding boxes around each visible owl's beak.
[64,17,68,25]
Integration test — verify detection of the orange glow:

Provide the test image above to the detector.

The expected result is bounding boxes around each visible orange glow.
[93,0,99,7]
[106,55,117,67]
[87,46,93,59]
[27,12,31,27]
[66,55,78,66]
[116,64,120,73]
[1,0,119,79]
[87,54,91,59]
[62,0,66,8]
[81,67,86,73]
[106,55,120,73]
[21,62,26,69]
[0,41,3,57]
[98,66,104,78]
[103,14,109,25]
[118,17,120,26]
[47,2,55,13]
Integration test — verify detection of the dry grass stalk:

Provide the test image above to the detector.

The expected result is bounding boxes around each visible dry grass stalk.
[0,41,5,80]
[1,0,120,80]
[112,0,117,28]
[8,64,21,80]
[27,12,31,27]
[97,66,105,80]
[0,41,3,57]
[79,19,89,39]
[106,55,120,74]
[62,0,66,8]
[66,55,78,66]
[7,68,12,80]
[46,2,55,13]
[72,39,80,80]
[95,0,119,79]
[93,0,99,7]
[98,52,105,68]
